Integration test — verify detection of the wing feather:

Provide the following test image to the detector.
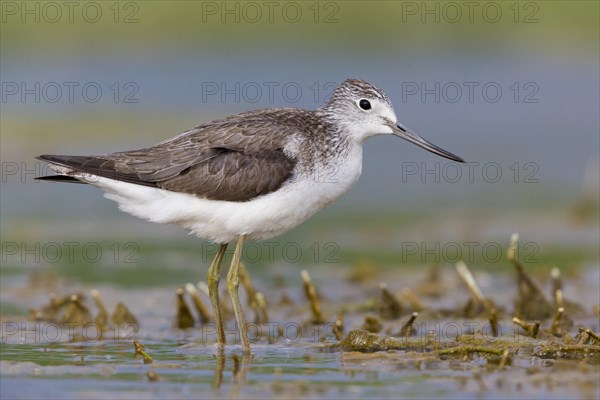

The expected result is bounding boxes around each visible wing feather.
[38,108,318,202]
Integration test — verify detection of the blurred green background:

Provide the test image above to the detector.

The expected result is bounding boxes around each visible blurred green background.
[1,1,598,284]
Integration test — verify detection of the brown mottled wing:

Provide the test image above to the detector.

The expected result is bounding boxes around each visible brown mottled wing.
[39,109,308,202]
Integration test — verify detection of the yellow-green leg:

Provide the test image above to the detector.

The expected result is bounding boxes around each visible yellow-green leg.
[226,235,250,353]
[207,243,228,348]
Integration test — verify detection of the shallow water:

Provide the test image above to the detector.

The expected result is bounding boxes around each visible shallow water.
[1,247,598,400]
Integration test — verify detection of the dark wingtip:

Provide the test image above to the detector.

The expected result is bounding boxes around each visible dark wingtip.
[35,175,86,184]
[37,154,69,165]
[36,155,88,184]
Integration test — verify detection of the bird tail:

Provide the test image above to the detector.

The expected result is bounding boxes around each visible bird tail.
[36,154,95,184]
[35,175,86,184]
[36,154,150,187]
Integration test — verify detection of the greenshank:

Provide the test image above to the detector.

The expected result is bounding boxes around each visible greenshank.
[37,78,464,353]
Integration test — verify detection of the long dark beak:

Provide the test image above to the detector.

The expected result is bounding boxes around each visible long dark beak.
[390,123,465,163]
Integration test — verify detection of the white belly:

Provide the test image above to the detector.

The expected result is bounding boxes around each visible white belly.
[63,146,363,243]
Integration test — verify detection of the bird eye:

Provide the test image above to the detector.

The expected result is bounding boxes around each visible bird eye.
[359,99,371,110]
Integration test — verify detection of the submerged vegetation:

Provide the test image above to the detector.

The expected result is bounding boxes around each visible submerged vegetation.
[1,233,598,398]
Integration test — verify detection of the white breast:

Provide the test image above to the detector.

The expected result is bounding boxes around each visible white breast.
[62,144,363,243]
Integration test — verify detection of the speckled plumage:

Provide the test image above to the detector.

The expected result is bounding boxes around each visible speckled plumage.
[37,78,463,242]
[40,109,330,202]
[38,98,359,202]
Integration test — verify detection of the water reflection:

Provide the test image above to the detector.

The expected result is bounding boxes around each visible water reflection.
[212,350,252,395]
